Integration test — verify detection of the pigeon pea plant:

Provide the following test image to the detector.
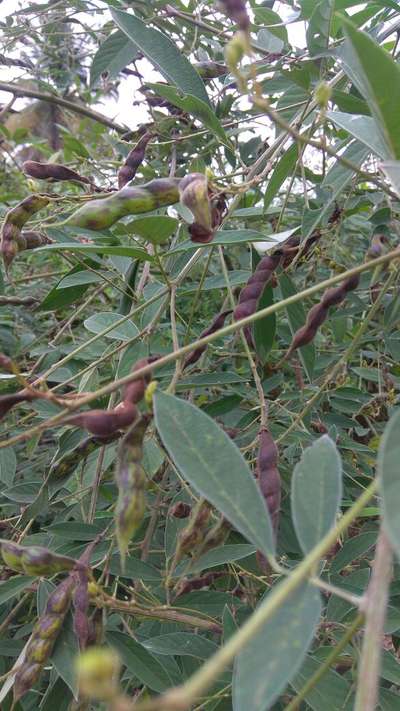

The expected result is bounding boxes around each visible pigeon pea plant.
[1,1,400,710]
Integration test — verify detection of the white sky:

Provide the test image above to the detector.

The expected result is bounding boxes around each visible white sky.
[0,1,307,130]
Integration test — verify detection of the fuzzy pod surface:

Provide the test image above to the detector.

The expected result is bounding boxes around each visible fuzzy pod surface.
[66,178,180,230]
[23,160,91,185]
[13,576,75,701]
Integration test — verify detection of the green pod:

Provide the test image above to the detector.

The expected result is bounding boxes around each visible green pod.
[6,195,50,228]
[1,540,24,572]
[66,178,180,230]
[21,545,76,576]
[115,461,146,561]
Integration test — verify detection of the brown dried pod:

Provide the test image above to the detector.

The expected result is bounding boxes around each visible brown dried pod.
[67,401,138,437]
[256,429,281,535]
[234,252,282,345]
[284,273,360,361]
[73,568,90,649]
[122,356,158,405]
[183,310,232,368]
[0,390,35,421]
[1,194,50,269]
[118,132,152,189]
[176,501,211,558]
[175,571,224,597]
[22,160,91,185]
[170,502,191,518]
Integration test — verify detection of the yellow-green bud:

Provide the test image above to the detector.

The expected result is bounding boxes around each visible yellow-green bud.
[144,380,157,407]
[1,541,24,572]
[314,82,332,109]
[76,647,121,701]
[224,31,248,72]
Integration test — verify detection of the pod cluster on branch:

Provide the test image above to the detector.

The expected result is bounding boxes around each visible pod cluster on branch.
[23,160,92,186]
[283,273,360,361]
[13,576,75,702]
[1,194,50,269]
[117,132,152,189]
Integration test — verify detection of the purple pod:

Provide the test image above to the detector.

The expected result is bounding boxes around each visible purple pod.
[238,282,264,302]
[183,310,231,368]
[256,429,281,535]
[233,298,258,320]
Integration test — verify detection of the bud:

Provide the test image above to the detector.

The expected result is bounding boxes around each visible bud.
[224,32,246,73]
[76,647,121,701]
[144,380,158,407]
[314,81,332,109]
[88,580,102,599]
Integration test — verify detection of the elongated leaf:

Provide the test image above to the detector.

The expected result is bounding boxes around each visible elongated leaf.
[326,111,390,159]
[306,0,334,55]
[154,391,275,557]
[90,29,138,86]
[143,633,218,659]
[126,216,178,244]
[107,631,172,691]
[0,447,16,486]
[279,272,315,381]
[84,312,139,341]
[340,17,400,159]
[111,10,209,105]
[291,435,342,555]
[263,143,298,210]
[380,161,400,198]
[175,544,256,576]
[148,83,232,149]
[379,409,400,556]
[169,228,300,255]
[51,614,79,697]
[233,583,321,711]
[34,243,153,261]
[291,654,351,710]
[0,576,36,605]
[302,140,370,238]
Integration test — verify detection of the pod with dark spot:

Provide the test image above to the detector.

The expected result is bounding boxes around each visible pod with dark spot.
[179,173,214,243]
[23,160,91,185]
[170,502,191,519]
[183,310,232,368]
[118,132,152,189]
[1,194,50,269]
[1,541,77,576]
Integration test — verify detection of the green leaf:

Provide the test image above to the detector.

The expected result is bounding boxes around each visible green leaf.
[263,143,298,211]
[50,613,79,698]
[340,17,400,158]
[174,544,256,576]
[111,10,210,105]
[307,0,334,55]
[380,161,400,198]
[279,272,315,381]
[40,677,73,711]
[56,270,112,289]
[34,243,153,261]
[290,654,351,710]
[84,312,139,341]
[143,633,218,659]
[291,435,342,555]
[233,583,322,711]
[107,631,172,692]
[147,83,232,150]
[90,29,138,86]
[0,447,16,486]
[154,391,275,557]
[39,266,91,311]
[169,228,300,255]
[126,215,178,244]
[327,110,390,159]
[0,576,36,605]
[379,408,400,556]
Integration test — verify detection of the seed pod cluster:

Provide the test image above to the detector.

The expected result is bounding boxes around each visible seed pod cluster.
[66,177,180,230]
[256,429,281,535]
[13,576,75,702]
[118,132,152,189]
[23,160,91,186]
[218,0,250,31]
[1,194,50,269]
[283,273,360,361]
[115,415,150,564]
[1,540,77,576]
[234,252,282,345]
[183,309,232,368]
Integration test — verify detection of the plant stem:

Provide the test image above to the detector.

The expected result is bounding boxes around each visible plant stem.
[284,613,364,711]
[354,527,393,711]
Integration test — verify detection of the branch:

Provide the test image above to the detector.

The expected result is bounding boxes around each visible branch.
[0,81,128,135]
